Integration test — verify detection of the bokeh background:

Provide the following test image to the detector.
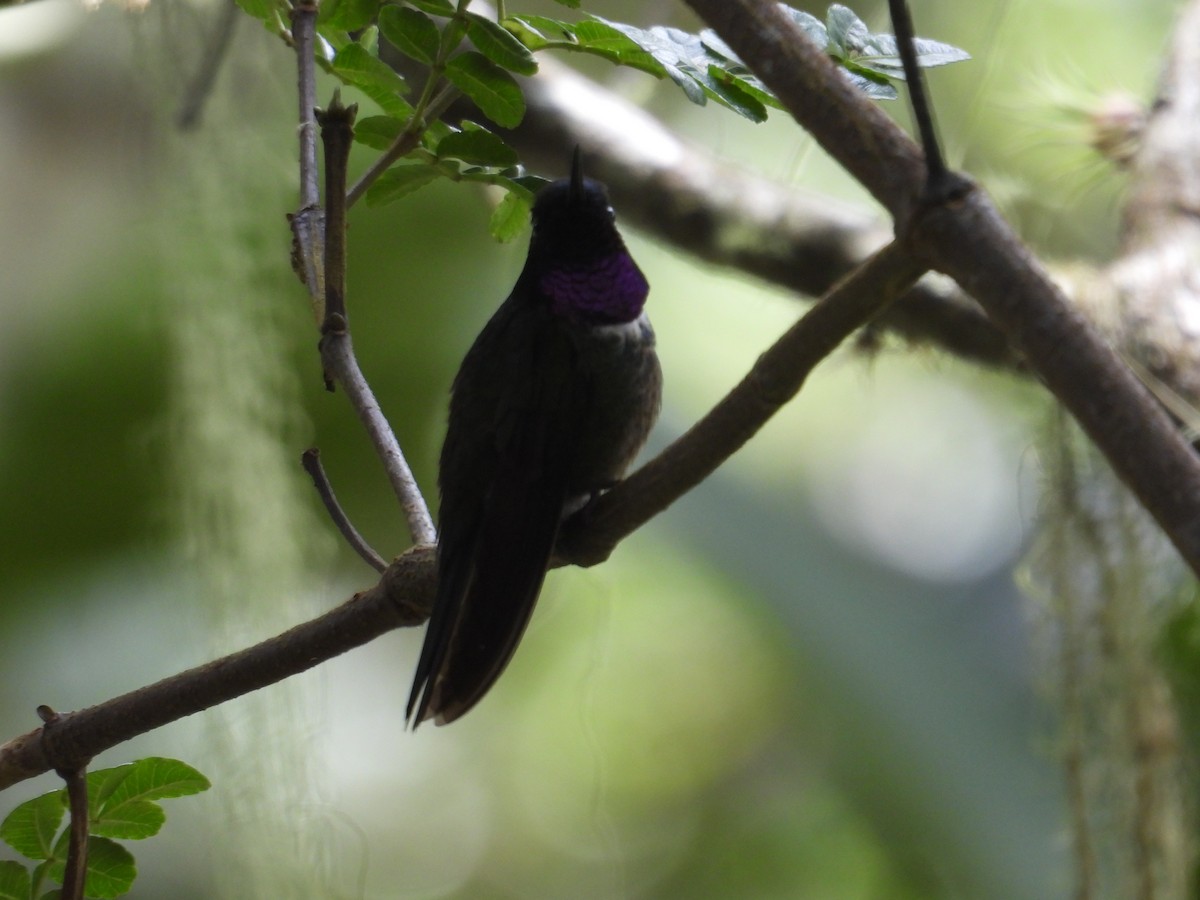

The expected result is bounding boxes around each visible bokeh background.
[0,0,1180,897]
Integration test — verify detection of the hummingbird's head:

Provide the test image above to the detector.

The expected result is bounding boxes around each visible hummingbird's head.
[528,148,624,263]
[525,150,649,324]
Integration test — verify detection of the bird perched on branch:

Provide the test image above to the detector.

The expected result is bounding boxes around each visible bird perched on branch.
[407,151,662,726]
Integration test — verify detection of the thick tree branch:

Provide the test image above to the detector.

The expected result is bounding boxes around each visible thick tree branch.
[560,241,925,564]
[1097,0,1200,405]
[0,547,436,792]
[684,0,1200,579]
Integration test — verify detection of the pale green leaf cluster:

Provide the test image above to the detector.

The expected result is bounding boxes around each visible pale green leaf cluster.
[0,758,209,900]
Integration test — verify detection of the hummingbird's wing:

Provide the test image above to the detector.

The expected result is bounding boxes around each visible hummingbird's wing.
[407,301,588,726]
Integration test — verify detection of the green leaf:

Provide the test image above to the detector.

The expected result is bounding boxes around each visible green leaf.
[908,37,971,69]
[0,792,65,860]
[776,4,828,45]
[596,19,771,117]
[332,43,410,94]
[365,165,441,206]
[705,65,768,121]
[698,28,741,64]
[98,758,210,808]
[509,174,552,195]
[572,20,662,75]
[90,801,164,841]
[711,66,784,111]
[0,860,30,900]
[379,6,440,66]
[319,0,380,32]
[822,4,969,82]
[840,62,898,100]
[489,191,531,242]
[549,0,581,7]
[444,52,525,128]
[436,128,519,167]
[407,0,455,14]
[354,115,405,150]
[44,838,134,900]
[825,3,867,56]
[505,14,575,51]
[439,15,468,57]
[86,767,133,811]
[467,14,538,76]
[332,44,414,117]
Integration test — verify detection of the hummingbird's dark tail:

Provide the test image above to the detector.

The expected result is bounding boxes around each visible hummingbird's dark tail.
[407,314,587,727]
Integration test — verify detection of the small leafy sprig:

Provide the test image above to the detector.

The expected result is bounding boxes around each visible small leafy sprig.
[0,758,209,900]
[238,0,969,237]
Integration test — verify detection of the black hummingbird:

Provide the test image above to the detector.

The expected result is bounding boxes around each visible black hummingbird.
[406,152,662,727]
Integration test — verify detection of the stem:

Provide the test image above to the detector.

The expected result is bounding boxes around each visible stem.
[886,0,948,190]
[301,448,388,572]
[346,85,461,208]
[289,0,324,306]
[318,99,438,547]
[345,1,471,207]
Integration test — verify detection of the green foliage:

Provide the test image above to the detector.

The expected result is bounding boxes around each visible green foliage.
[379,5,440,66]
[0,758,210,900]
[437,125,520,167]
[0,861,31,900]
[232,1,968,235]
[488,189,532,242]
[466,13,538,75]
[444,51,525,127]
[319,0,381,32]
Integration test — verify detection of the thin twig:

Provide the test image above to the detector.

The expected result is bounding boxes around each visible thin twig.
[294,0,320,211]
[346,84,461,209]
[321,335,438,546]
[59,764,89,900]
[317,98,438,547]
[317,96,354,332]
[289,0,324,306]
[176,0,240,130]
[886,0,949,191]
[558,241,926,564]
[301,448,388,572]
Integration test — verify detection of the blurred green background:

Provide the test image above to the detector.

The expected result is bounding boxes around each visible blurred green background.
[0,0,1178,897]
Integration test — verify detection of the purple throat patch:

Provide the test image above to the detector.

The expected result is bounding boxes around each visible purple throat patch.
[540,254,649,323]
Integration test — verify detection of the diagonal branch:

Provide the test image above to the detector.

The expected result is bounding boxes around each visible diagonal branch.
[559,241,925,565]
[0,547,436,792]
[683,0,1200,579]
[0,238,922,790]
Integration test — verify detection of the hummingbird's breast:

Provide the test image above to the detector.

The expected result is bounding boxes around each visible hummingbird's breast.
[563,312,662,503]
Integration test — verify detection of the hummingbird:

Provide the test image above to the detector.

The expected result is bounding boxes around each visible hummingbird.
[406,152,662,727]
